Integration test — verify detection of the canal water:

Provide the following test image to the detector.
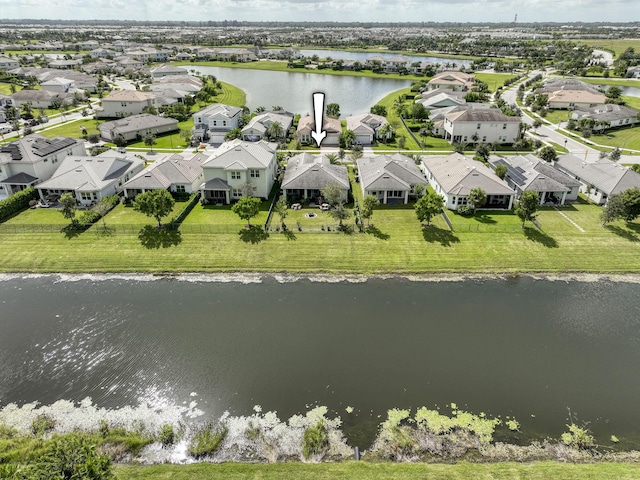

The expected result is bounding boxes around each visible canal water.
[1,275,640,447]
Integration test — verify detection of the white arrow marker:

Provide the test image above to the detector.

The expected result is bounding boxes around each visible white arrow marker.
[311,92,327,147]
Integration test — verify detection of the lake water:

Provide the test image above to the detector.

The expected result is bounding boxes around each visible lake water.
[1,274,640,447]
[597,84,640,98]
[193,66,410,114]
[299,49,474,68]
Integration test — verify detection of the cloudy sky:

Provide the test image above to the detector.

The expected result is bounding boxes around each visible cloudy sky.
[0,0,636,23]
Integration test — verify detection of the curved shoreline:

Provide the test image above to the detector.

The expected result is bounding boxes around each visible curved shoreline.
[2,271,640,284]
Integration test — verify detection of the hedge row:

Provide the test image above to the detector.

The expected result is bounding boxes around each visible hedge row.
[0,188,38,222]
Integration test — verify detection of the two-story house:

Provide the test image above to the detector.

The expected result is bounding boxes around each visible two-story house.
[193,103,243,144]
[0,134,85,198]
[442,107,521,145]
[199,139,278,204]
[96,90,157,119]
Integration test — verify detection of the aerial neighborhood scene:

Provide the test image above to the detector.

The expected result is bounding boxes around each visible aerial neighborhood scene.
[1,4,640,478]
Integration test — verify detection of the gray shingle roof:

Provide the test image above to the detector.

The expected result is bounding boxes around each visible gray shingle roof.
[202,139,277,170]
[121,153,202,191]
[424,153,514,196]
[489,154,577,193]
[282,153,349,190]
[555,153,640,195]
[357,154,427,191]
[98,114,178,135]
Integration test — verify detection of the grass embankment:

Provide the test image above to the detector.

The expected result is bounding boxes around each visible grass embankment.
[1,199,639,273]
[576,39,640,57]
[175,60,428,82]
[116,461,640,480]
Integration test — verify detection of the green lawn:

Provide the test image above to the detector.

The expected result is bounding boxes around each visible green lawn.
[586,125,640,152]
[541,110,572,125]
[181,202,270,231]
[0,83,21,95]
[373,87,423,150]
[38,118,103,139]
[101,202,188,227]
[115,461,640,480]
[576,38,640,58]
[2,206,75,226]
[475,73,519,93]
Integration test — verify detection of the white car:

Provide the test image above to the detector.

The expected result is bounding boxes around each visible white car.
[0,124,13,135]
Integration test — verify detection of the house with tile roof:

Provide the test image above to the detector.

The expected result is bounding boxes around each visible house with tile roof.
[356,154,427,205]
[241,111,294,142]
[0,134,85,198]
[346,113,390,145]
[98,114,179,142]
[199,139,278,204]
[281,153,349,203]
[422,153,515,210]
[96,90,157,119]
[10,89,74,109]
[547,89,607,110]
[415,88,466,111]
[35,150,144,205]
[297,116,341,146]
[193,103,243,144]
[120,153,205,198]
[427,71,475,92]
[150,64,188,79]
[442,106,521,145]
[554,153,640,205]
[488,154,580,205]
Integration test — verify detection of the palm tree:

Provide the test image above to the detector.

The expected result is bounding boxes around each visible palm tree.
[378,123,393,144]
[342,129,356,148]
[267,122,284,141]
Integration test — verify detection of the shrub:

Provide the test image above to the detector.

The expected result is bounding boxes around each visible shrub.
[457,205,473,216]
[302,420,329,460]
[31,414,56,436]
[0,187,38,222]
[188,424,227,459]
[159,424,175,448]
[78,210,101,225]
[561,424,595,450]
[29,434,113,479]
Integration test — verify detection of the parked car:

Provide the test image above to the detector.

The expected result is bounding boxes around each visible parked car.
[0,124,12,134]
[24,119,39,127]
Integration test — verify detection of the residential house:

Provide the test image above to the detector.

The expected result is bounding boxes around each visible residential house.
[214,48,256,62]
[0,134,85,198]
[415,88,466,111]
[427,71,475,92]
[96,90,157,119]
[297,116,341,146]
[36,150,144,205]
[626,66,640,79]
[116,57,144,71]
[346,113,390,145]
[571,104,639,130]
[199,139,278,204]
[120,153,204,198]
[281,152,349,203]
[175,52,193,61]
[40,77,76,94]
[124,48,170,63]
[554,153,640,205]
[48,59,82,70]
[193,103,243,144]
[89,48,117,59]
[150,64,188,79]
[547,89,607,110]
[10,89,74,109]
[356,154,427,205]
[0,56,20,70]
[241,111,294,142]
[489,154,580,205]
[98,114,179,142]
[422,153,515,210]
[440,106,520,145]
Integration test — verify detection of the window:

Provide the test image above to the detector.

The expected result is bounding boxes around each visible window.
[232,188,242,197]
[482,136,487,142]
[176,185,186,193]
[121,102,128,107]
[250,169,260,178]
[231,171,241,180]
[213,120,217,126]
[80,192,92,200]
[502,123,507,129]
[463,136,467,142]
[477,123,481,129]
[223,121,227,126]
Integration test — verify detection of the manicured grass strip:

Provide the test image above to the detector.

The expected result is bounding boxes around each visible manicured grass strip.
[115,461,640,480]
[0,202,639,273]
[374,87,421,150]
[475,73,519,93]
[576,38,640,58]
